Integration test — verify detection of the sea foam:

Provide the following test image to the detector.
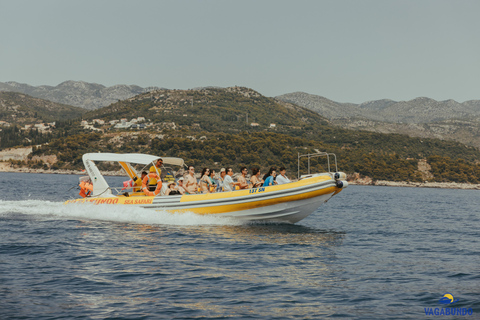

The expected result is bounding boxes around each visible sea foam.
[0,199,244,226]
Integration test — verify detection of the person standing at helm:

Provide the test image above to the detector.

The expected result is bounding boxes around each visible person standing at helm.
[148,158,163,191]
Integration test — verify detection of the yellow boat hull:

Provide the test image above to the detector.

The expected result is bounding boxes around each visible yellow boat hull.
[65,174,346,223]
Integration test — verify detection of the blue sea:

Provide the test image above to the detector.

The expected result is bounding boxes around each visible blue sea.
[0,172,478,319]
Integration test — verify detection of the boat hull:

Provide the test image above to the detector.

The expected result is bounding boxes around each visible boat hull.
[65,174,346,223]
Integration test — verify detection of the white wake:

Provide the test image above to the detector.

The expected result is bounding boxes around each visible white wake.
[0,199,244,226]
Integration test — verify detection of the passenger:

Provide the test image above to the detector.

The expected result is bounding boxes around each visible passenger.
[216,168,226,192]
[176,177,186,194]
[185,165,198,194]
[148,158,163,191]
[223,167,235,192]
[263,169,277,187]
[133,171,147,192]
[209,170,217,193]
[165,182,182,196]
[200,168,214,193]
[276,166,292,185]
[250,167,264,188]
[262,167,276,182]
[79,179,93,198]
[237,166,249,189]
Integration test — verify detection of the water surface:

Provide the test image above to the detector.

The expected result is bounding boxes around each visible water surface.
[0,173,478,319]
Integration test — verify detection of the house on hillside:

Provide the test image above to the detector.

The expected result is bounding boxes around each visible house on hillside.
[250,123,259,127]
[114,121,132,129]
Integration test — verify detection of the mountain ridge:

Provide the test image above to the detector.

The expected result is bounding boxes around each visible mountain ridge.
[276,91,480,123]
[0,80,161,110]
[0,91,86,124]
[276,91,480,149]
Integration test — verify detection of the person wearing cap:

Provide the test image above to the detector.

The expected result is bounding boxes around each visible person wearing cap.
[217,168,226,192]
[148,158,163,191]
[165,181,181,196]
[176,177,186,194]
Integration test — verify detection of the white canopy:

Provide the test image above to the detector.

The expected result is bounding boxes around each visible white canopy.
[82,153,185,167]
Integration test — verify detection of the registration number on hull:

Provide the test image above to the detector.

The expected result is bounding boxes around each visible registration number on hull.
[249,187,265,194]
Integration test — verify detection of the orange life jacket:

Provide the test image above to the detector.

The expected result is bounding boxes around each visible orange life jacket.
[79,181,93,198]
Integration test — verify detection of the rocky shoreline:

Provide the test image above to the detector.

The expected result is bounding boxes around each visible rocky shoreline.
[349,179,480,190]
[0,163,122,176]
[1,164,479,190]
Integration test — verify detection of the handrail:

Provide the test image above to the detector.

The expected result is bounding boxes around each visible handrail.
[297,152,338,179]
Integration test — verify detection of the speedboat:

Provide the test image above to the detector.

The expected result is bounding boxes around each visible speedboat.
[65,152,348,223]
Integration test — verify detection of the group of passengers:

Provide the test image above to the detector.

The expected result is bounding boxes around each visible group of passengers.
[176,165,292,195]
[135,158,292,196]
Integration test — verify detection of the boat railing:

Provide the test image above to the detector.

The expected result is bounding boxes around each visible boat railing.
[297,152,338,179]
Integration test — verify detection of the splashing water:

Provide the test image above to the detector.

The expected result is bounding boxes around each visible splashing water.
[0,199,244,226]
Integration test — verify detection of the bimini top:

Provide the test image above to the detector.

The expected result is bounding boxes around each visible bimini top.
[82,153,185,167]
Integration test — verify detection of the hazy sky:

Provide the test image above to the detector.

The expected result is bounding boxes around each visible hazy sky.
[1,0,479,103]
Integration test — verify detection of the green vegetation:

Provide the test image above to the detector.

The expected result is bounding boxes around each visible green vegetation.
[3,86,480,183]
[0,92,86,124]
[428,155,480,183]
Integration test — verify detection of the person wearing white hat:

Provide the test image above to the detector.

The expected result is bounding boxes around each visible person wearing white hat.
[165,181,181,196]
[217,168,226,192]
[176,177,186,195]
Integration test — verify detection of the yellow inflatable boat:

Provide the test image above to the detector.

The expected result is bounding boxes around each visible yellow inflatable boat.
[65,153,348,223]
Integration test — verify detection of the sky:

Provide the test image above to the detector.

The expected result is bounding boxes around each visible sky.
[1,0,479,103]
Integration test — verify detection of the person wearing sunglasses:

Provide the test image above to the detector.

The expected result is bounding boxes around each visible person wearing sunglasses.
[185,165,198,194]
[148,158,163,191]
[237,166,249,190]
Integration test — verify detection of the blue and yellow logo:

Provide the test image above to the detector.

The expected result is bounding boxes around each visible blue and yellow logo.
[439,292,459,305]
[424,293,473,316]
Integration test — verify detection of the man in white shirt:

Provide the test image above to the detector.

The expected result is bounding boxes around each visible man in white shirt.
[217,168,226,192]
[223,167,235,192]
[276,166,291,185]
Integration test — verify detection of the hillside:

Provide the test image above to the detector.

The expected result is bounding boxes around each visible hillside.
[1,85,479,183]
[276,92,480,123]
[0,91,86,124]
[276,92,480,149]
[0,81,160,110]
[84,86,329,132]
[16,86,479,184]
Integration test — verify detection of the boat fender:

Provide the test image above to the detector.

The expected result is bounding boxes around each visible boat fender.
[334,172,347,180]
[142,173,162,196]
